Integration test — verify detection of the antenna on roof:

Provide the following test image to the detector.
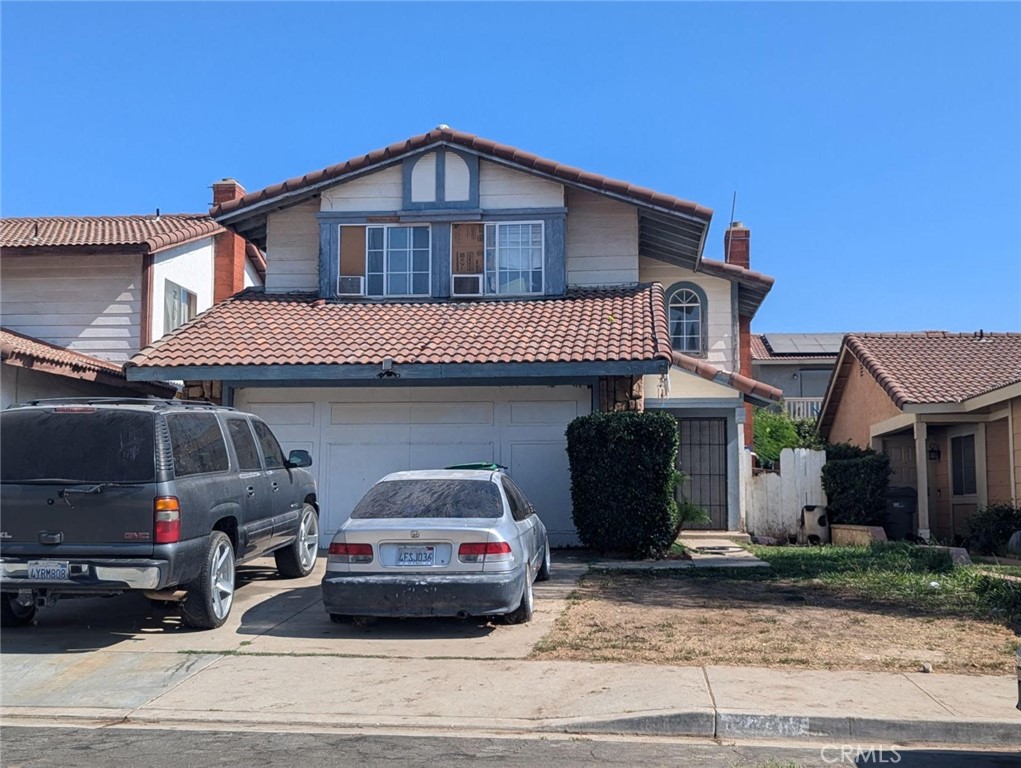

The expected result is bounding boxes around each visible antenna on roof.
[725,191,737,262]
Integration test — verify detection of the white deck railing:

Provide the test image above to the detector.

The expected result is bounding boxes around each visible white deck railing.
[783,397,823,420]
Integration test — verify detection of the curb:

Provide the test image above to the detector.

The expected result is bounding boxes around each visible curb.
[3,707,1019,746]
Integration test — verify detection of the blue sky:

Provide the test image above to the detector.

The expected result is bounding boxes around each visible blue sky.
[2,2,1019,333]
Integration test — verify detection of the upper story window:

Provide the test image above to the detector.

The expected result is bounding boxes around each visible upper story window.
[165,280,197,333]
[665,281,707,356]
[451,221,544,296]
[338,224,431,298]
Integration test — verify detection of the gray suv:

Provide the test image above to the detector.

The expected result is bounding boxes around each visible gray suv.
[0,398,318,629]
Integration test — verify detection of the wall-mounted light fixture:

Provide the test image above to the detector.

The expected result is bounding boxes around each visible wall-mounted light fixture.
[927,444,941,462]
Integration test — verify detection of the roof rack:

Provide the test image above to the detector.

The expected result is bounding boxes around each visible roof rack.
[16,397,235,411]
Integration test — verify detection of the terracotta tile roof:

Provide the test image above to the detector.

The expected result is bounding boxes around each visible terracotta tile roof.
[1,214,222,253]
[1,327,176,396]
[211,126,713,223]
[750,335,770,360]
[842,331,1021,406]
[670,351,783,404]
[127,284,672,371]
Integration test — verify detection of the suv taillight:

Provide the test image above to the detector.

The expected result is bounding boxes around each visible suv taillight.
[327,542,373,563]
[154,497,180,544]
[458,541,512,563]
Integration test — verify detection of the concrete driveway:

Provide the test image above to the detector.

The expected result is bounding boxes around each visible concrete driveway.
[0,552,586,661]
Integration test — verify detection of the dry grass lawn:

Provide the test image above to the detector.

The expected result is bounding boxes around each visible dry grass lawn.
[531,571,1018,675]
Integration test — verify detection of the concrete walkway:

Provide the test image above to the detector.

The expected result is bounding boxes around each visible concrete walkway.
[1,553,1018,746]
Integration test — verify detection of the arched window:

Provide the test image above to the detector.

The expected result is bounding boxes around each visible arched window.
[666,282,707,356]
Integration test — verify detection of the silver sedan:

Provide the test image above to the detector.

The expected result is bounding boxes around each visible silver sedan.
[321,469,550,624]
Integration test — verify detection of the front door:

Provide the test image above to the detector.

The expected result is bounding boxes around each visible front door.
[676,417,728,529]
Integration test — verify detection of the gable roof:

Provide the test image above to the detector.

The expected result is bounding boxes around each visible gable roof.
[818,331,1021,433]
[1,327,176,397]
[752,333,843,362]
[1,214,222,254]
[126,284,674,377]
[209,126,714,271]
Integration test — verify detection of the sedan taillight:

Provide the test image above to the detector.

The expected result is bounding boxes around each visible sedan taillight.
[328,542,373,563]
[154,497,180,544]
[458,541,512,563]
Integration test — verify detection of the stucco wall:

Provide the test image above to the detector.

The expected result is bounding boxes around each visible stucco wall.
[1013,397,1021,503]
[826,355,902,447]
[986,417,1012,504]
[150,237,215,343]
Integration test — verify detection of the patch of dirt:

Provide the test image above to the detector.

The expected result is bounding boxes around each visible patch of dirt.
[531,572,1018,675]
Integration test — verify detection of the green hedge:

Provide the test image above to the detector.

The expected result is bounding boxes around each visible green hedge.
[566,410,681,558]
[821,454,891,525]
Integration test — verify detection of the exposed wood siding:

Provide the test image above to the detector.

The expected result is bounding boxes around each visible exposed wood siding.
[565,189,638,286]
[320,166,403,212]
[639,257,734,371]
[986,417,1012,504]
[826,356,902,448]
[479,160,563,209]
[0,252,141,362]
[265,199,320,292]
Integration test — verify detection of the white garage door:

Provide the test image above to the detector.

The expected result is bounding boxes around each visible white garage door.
[234,385,591,546]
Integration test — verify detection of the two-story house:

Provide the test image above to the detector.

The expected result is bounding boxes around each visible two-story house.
[0,211,264,407]
[751,333,841,420]
[126,128,781,545]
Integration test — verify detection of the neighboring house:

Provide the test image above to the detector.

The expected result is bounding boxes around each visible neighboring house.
[0,209,265,406]
[818,332,1021,542]
[751,333,841,420]
[126,127,781,544]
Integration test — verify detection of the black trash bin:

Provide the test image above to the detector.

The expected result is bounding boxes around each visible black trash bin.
[885,486,917,540]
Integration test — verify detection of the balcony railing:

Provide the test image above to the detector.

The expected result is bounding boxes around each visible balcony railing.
[783,397,823,420]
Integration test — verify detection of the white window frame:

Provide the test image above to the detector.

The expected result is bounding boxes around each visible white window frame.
[947,424,987,508]
[483,221,545,296]
[164,279,197,333]
[667,286,705,356]
[365,224,432,298]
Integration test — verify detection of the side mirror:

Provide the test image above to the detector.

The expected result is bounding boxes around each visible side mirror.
[287,449,312,468]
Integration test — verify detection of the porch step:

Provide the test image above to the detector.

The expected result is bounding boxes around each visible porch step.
[677,530,751,544]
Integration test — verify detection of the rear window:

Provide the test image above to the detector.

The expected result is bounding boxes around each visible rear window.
[0,409,155,483]
[350,479,503,519]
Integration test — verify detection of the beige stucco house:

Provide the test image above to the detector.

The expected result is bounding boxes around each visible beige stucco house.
[818,332,1021,542]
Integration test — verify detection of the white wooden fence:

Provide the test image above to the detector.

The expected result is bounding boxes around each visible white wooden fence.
[741,448,827,539]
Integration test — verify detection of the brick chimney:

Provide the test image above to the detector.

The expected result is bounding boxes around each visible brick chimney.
[724,221,750,269]
[211,179,248,302]
[725,222,756,448]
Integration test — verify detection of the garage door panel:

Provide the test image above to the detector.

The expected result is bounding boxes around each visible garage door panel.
[413,402,494,425]
[507,440,575,546]
[409,441,496,470]
[324,442,408,534]
[509,401,579,425]
[244,402,315,426]
[331,403,412,425]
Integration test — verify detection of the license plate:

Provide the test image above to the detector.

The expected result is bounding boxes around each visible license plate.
[396,546,434,566]
[28,560,70,581]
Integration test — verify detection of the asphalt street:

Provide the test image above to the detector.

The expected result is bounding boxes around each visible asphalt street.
[1,727,1019,768]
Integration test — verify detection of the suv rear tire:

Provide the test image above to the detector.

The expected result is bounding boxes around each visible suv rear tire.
[0,593,37,627]
[181,532,236,630]
[275,503,319,578]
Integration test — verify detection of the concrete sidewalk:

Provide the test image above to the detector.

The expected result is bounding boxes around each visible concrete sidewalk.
[1,552,1018,746]
[2,652,1018,745]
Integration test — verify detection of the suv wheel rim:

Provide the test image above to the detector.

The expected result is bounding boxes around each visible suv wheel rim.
[300,510,318,570]
[211,539,235,620]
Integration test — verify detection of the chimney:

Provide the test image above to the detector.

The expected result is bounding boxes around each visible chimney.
[211,179,249,302]
[725,222,755,447]
[724,221,750,270]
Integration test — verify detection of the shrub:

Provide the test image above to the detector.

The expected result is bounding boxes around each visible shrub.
[565,410,681,558]
[967,503,1021,556]
[821,454,891,525]
[824,441,873,461]
[753,408,800,467]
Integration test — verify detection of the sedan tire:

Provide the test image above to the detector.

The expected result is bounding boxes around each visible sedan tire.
[536,540,551,582]
[501,574,534,625]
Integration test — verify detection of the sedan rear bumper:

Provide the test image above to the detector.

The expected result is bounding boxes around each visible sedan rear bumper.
[321,567,526,618]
